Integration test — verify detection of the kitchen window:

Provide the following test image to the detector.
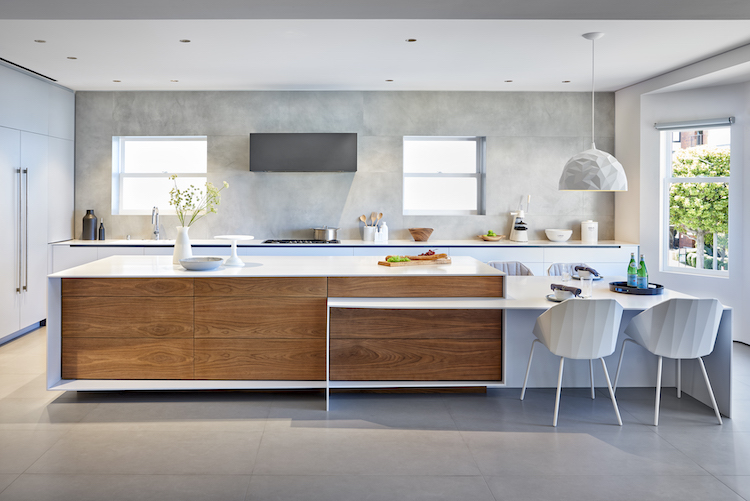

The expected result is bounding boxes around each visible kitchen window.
[657,120,731,275]
[402,136,486,216]
[112,136,208,215]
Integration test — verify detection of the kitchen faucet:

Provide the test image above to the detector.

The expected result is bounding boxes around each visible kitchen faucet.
[152,207,160,240]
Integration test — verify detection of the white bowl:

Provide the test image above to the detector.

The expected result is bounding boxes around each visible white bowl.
[545,229,572,242]
[180,257,224,271]
[553,289,574,300]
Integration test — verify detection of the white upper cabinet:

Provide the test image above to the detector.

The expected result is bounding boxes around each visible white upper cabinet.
[48,85,75,140]
[0,64,51,134]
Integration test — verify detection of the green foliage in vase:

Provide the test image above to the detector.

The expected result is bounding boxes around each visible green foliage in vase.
[169,174,229,227]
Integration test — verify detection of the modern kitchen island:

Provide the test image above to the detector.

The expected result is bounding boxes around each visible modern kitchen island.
[47,255,732,415]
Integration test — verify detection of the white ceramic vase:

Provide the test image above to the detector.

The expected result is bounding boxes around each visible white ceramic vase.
[173,226,193,264]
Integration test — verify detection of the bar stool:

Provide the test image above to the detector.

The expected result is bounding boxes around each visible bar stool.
[487,261,534,276]
[547,262,589,276]
[521,298,624,426]
[613,298,723,425]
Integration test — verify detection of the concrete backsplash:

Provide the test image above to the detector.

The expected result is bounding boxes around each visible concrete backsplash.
[74,91,615,241]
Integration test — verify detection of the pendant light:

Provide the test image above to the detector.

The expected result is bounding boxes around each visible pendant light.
[559,32,628,191]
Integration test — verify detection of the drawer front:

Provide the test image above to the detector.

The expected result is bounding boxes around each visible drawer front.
[329,339,501,381]
[62,296,194,339]
[329,308,502,339]
[194,339,326,380]
[195,297,327,339]
[194,277,327,297]
[327,276,503,298]
[62,338,193,379]
[62,278,194,297]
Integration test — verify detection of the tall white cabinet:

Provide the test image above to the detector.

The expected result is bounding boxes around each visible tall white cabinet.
[0,63,74,344]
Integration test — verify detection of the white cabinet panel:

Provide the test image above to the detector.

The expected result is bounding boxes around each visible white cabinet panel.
[192,246,231,257]
[0,65,50,134]
[352,246,449,257]
[143,246,174,256]
[97,247,144,259]
[47,137,74,243]
[242,247,353,256]
[449,247,545,263]
[0,127,22,336]
[48,86,75,140]
[543,246,636,264]
[19,132,49,328]
[51,246,98,274]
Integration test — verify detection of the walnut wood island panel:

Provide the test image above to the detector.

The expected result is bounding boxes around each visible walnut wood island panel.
[48,255,506,407]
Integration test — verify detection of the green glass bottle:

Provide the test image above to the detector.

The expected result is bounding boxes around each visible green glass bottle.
[627,252,637,287]
[636,254,648,289]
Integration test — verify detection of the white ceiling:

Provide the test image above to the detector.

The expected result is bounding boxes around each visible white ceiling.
[2,7,750,92]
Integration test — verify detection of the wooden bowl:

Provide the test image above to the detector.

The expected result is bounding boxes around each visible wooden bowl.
[408,228,434,241]
[478,234,505,242]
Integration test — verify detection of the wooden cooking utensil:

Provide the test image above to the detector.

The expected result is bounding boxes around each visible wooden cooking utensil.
[359,215,368,225]
[370,212,377,226]
[376,212,383,226]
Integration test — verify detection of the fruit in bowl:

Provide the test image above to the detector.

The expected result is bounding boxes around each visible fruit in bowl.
[545,229,572,242]
[479,231,504,242]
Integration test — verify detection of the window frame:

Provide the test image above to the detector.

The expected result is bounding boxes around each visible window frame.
[660,127,730,277]
[402,136,486,216]
[112,135,208,216]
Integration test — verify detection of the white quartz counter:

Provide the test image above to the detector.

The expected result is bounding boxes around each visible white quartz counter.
[54,238,636,248]
[49,255,504,278]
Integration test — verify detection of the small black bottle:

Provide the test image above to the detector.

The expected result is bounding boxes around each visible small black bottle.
[82,210,97,240]
[98,219,106,241]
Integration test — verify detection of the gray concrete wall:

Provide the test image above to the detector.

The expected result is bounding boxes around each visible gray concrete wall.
[74,91,615,241]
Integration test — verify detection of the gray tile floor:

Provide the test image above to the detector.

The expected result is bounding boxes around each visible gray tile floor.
[1,327,750,500]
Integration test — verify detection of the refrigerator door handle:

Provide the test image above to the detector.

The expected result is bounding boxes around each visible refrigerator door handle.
[22,168,29,292]
[16,169,22,294]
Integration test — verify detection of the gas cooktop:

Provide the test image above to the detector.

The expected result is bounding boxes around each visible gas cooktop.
[262,239,341,244]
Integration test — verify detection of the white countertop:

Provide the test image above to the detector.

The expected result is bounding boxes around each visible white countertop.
[54,238,637,248]
[49,255,504,278]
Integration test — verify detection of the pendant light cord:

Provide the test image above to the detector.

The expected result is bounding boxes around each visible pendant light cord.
[591,37,596,148]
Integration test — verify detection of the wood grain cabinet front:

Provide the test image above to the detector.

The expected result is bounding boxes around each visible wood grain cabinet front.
[329,308,502,381]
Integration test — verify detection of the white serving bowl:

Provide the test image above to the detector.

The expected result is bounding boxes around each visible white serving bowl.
[180,257,224,271]
[545,229,572,242]
[554,289,574,300]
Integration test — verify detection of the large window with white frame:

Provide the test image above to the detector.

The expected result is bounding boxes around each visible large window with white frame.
[112,136,208,215]
[659,122,731,275]
[402,136,486,216]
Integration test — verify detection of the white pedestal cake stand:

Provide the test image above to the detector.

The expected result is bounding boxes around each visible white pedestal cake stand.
[214,235,254,266]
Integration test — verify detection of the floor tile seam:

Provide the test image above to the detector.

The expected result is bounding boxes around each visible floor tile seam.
[625,430,719,478]
[456,429,495,477]
[0,474,20,497]
[714,475,750,501]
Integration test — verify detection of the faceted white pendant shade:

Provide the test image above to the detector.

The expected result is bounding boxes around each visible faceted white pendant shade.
[559,146,628,191]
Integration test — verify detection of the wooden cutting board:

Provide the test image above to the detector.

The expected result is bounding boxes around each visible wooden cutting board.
[377,258,452,267]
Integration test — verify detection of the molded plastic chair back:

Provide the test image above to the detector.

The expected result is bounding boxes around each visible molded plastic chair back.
[547,262,589,276]
[487,261,534,276]
[533,299,623,359]
[624,298,723,359]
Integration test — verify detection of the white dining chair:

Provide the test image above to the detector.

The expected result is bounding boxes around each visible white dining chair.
[520,298,624,426]
[487,261,534,276]
[613,298,723,425]
[547,262,589,276]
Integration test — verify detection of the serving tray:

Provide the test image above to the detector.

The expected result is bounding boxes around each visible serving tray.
[378,258,452,267]
[609,281,664,295]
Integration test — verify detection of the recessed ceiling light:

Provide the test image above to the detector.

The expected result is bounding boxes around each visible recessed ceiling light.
[405,39,417,42]
[385,79,393,82]
[562,80,571,83]
[179,39,191,43]
[34,39,46,43]
[170,79,179,82]
[67,56,77,60]
[504,80,513,83]
[113,80,121,83]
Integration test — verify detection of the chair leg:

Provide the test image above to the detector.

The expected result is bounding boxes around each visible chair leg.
[654,355,663,426]
[613,338,637,394]
[520,339,539,401]
[697,357,723,425]
[677,359,682,398]
[600,358,623,426]
[589,359,595,400]
[553,357,565,427]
